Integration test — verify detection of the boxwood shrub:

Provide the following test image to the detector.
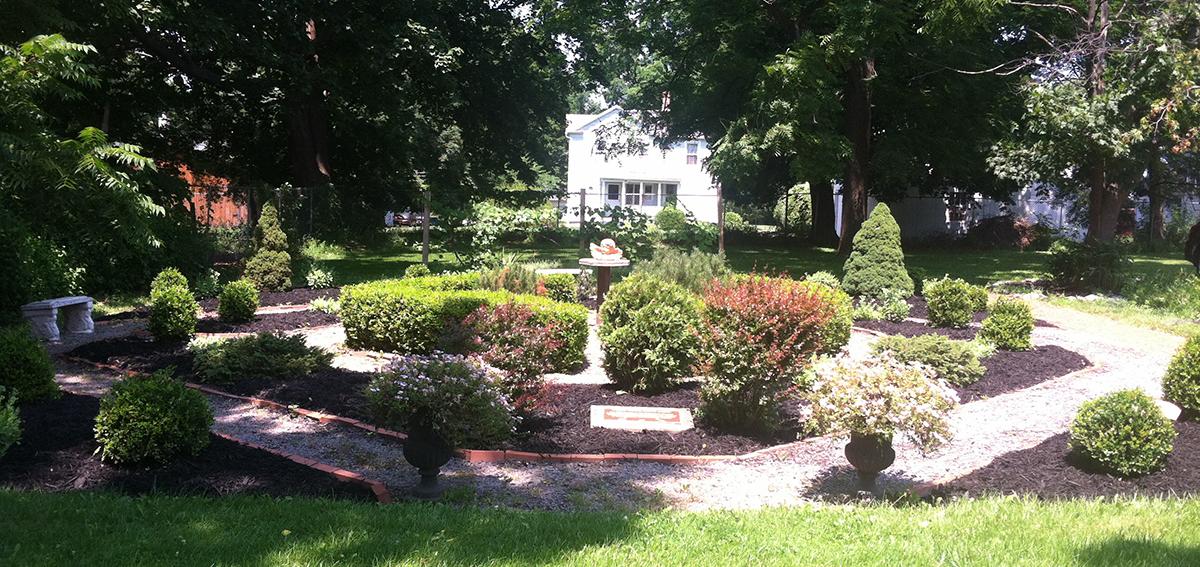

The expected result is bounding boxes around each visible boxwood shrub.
[218,279,259,323]
[0,325,58,402]
[1163,335,1200,414]
[967,284,990,313]
[0,387,20,459]
[924,277,974,328]
[340,279,587,371]
[148,268,199,343]
[872,334,986,386]
[539,273,577,303]
[600,274,697,334]
[1069,389,1175,477]
[150,267,189,295]
[94,370,214,465]
[980,297,1034,351]
[602,299,704,394]
[403,263,432,278]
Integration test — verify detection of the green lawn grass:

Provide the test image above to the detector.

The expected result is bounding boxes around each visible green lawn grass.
[2,491,1198,566]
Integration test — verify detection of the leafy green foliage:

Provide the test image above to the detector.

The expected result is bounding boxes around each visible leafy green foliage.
[193,269,223,300]
[878,288,911,323]
[0,387,19,459]
[464,302,562,411]
[873,335,986,387]
[148,270,198,343]
[217,280,259,324]
[1047,240,1130,292]
[967,285,989,313]
[365,354,515,448]
[244,204,292,292]
[601,296,704,394]
[654,206,688,234]
[340,280,587,371]
[1069,389,1176,478]
[698,276,837,432]
[805,271,840,290]
[94,370,213,465]
[632,248,731,293]
[0,326,58,403]
[1163,335,1200,413]
[538,273,577,303]
[652,205,717,250]
[151,268,189,295]
[583,206,658,260]
[841,205,914,298]
[304,265,336,289]
[790,280,853,355]
[924,277,975,328]
[723,211,751,234]
[404,264,432,279]
[599,274,697,333]
[980,297,1034,351]
[191,333,333,384]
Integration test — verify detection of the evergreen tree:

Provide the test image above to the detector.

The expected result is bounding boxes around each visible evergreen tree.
[243,203,292,291]
[841,203,913,298]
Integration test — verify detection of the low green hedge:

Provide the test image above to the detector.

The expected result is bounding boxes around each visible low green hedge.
[341,278,587,371]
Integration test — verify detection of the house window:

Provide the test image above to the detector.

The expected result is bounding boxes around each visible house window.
[624,181,641,205]
[603,179,678,210]
[605,182,621,205]
[686,142,698,165]
[663,184,678,205]
[643,182,659,207]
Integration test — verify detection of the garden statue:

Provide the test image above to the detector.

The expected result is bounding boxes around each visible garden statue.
[589,238,624,260]
[1187,221,1200,274]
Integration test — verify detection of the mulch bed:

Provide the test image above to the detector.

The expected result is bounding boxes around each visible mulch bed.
[959,346,1091,403]
[855,296,1056,340]
[0,392,373,501]
[939,420,1200,498]
[198,286,339,311]
[196,309,339,334]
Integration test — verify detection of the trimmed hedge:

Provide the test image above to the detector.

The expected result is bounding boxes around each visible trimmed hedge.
[191,332,333,384]
[924,277,975,328]
[94,370,213,465]
[600,274,698,334]
[1069,389,1175,477]
[218,280,259,323]
[539,273,577,303]
[980,297,1034,351]
[0,325,58,403]
[340,279,587,371]
[149,283,199,342]
[1162,335,1200,414]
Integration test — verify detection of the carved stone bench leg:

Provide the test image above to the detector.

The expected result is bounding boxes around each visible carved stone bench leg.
[22,308,61,342]
[63,302,95,334]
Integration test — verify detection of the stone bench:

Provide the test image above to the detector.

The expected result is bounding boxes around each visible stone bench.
[21,296,95,342]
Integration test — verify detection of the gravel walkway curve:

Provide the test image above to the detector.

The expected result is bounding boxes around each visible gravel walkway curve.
[49,299,1184,511]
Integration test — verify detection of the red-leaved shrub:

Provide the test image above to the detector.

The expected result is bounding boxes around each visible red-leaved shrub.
[698,275,837,432]
[464,301,562,411]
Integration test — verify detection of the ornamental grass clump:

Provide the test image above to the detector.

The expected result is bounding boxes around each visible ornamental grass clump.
[841,204,914,298]
[1069,389,1175,477]
[364,354,516,449]
[464,301,563,411]
[698,275,837,432]
[923,277,974,328]
[807,354,958,452]
[979,297,1034,351]
[1162,335,1200,414]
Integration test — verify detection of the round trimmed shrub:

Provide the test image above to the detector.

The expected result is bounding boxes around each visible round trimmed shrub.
[979,297,1034,351]
[804,271,841,290]
[872,334,986,386]
[723,211,751,233]
[94,370,214,464]
[600,273,696,334]
[924,277,974,328]
[148,278,198,343]
[0,325,58,402]
[404,263,431,279]
[218,279,259,323]
[602,300,704,393]
[538,273,577,303]
[244,203,292,291]
[150,267,188,295]
[1163,335,1200,414]
[967,284,989,313]
[1069,389,1175,477]
[654,206,688,234]
[841,203,914,298]
[0,387,21,459]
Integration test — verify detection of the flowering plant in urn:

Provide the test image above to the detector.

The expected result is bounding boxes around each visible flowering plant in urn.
[589,238,624,260]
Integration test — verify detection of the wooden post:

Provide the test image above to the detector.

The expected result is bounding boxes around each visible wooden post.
[421,188,431,265]
[578,187,588,253]
[717,182,725,254]
[596,266,612,306]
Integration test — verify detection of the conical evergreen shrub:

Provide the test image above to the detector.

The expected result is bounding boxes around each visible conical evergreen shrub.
[841,203,914,298]
[243,203,293,291]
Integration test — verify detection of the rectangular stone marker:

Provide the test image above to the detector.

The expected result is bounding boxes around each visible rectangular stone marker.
[590,405,694,432]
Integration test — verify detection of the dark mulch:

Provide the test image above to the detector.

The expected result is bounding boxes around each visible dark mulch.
[939,420,1200,499]
[197,287,340,311]
[68,336,194,377]
[958,345,1091,403]
[196,309,339,334]
[0,393,373,501]
[856,296,1056,339]
[218,367,376,422]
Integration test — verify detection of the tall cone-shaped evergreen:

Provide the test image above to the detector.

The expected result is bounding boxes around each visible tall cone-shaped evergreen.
[841,203,913,298]
[244,203,292,291]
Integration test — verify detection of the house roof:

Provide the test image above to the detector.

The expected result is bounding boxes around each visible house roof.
[565,106,622,134]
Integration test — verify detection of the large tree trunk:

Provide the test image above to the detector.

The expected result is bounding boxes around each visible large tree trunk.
[1147,150,1167,241]
[809,179,839,247]
[287,19,331,188]
[1083,0,1116,243]
[838,57,874,254]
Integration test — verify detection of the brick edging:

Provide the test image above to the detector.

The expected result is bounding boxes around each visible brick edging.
[212,431,393,503]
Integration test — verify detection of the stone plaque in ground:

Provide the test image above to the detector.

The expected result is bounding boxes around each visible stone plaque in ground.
[589,405,694,432]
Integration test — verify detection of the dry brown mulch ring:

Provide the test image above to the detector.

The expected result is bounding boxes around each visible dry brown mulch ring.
[0,392,374,501]
[196,309,339,334]
[959,346,1091,403]
[938,420,1200,499]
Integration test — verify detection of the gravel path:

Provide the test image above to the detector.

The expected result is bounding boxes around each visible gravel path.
[49,299,1185,511]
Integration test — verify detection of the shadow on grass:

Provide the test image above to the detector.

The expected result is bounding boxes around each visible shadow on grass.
[1075,537,1200,567]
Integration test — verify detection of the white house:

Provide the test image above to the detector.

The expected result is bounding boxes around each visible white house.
[558,107,721,224]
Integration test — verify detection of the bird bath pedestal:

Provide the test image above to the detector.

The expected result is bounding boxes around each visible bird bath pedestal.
[579,257,630,307]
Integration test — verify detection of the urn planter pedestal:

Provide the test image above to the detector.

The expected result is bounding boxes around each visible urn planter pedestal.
[844,432,895,490]
[403,426,454,499]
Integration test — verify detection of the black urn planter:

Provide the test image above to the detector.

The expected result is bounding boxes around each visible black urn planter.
[403,425,454,499]
[844,432,895,490]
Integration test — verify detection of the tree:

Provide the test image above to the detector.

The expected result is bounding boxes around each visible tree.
[841,203,914,298]
[244,203,293,291]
